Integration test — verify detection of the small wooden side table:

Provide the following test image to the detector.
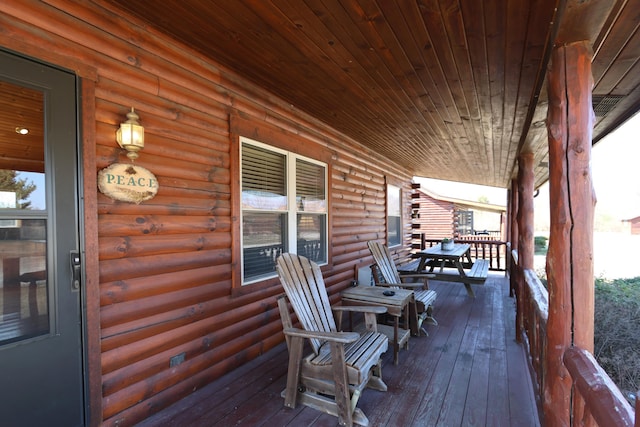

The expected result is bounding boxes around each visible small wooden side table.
[341,286,415,364]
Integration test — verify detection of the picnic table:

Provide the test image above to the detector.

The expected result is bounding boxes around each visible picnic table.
[401,243,489,298]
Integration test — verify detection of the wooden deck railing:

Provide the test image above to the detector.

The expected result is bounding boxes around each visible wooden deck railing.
[564,347,637,426]
[511,249,638,426]
[417,235,507,271]
[520,263,548,400]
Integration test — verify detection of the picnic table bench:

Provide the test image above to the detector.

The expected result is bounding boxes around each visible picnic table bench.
[401,243,489,298]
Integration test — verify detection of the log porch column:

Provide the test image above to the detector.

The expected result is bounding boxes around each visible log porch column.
[545,40,596,426]
[516,154,534,343]
[509,180,519,300]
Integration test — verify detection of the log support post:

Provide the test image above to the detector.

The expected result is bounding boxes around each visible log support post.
[545,40,596,426]
[516,154,534,343]
[509,180,519,300]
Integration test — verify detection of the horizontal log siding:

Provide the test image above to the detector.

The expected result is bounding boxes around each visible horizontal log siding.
[0,1,414,425]
[414,191,456,239]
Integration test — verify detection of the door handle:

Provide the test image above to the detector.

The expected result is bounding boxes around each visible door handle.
[70,250,81,291]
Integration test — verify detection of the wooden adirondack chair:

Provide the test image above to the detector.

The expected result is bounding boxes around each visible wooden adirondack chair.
[276,253,389,427]
[367,241,438,334]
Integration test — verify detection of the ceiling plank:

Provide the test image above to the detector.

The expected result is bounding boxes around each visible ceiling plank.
[80,1,640,187]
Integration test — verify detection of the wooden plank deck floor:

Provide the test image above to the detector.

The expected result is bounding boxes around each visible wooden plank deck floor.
[136,272,541,427]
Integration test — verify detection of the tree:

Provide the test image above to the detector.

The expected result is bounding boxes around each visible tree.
[0,170,37,209]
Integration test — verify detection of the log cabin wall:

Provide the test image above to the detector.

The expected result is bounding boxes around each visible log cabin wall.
[413,189,456,239]
[0,2,414,425]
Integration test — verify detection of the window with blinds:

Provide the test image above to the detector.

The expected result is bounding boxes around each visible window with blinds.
[241,138,327,284]
[296,159,326,264]
[387,184,401,247]
[241,144,286,210]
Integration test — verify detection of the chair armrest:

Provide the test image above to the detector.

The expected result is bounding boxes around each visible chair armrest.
[400,273,436,280]
[333,305,387,315]
[333,305,385,334]
[372,282,394,287]
[384,282,425,289]
[283,327,359,344]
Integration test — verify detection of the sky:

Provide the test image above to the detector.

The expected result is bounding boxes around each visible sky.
[415,112,640,226]
[590,112,640,219]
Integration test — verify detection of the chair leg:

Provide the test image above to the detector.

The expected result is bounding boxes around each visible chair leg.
[415,313,429,337]
[425,305,438,326]
[366,358,388,392]
[330,342,353,426]
[283,336,304,408]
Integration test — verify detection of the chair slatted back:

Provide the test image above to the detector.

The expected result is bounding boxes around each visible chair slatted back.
[276,253,337,354]
[367,241,402,284]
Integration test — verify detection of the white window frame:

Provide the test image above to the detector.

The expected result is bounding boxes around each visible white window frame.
[387,183,402,247]
[240,136,328,285]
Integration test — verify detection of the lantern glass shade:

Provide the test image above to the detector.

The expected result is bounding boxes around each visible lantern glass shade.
[116,108,144,160]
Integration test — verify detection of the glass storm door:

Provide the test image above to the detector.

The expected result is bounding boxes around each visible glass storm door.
[0,50,84,426]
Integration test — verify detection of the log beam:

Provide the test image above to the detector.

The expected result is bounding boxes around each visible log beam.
[545,40,595,426]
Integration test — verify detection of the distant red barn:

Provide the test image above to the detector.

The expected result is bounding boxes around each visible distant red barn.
[623,216,640,235]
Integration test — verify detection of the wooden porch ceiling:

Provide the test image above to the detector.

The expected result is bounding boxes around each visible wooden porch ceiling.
[100,1,640,188]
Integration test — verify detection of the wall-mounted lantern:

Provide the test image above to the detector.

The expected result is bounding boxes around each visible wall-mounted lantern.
[99,106,158,203]
[116,107,144,160]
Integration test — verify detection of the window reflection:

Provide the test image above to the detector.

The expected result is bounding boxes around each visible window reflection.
[387,184,401,247]
[243,212,287,282]
[0,80,48,345]
[0,81,45,211]
[0,170,44,211]
[0,219,48,345]
[297,213,326,263]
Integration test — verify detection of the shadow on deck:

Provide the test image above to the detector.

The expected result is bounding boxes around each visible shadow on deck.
[137,272,541,426]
